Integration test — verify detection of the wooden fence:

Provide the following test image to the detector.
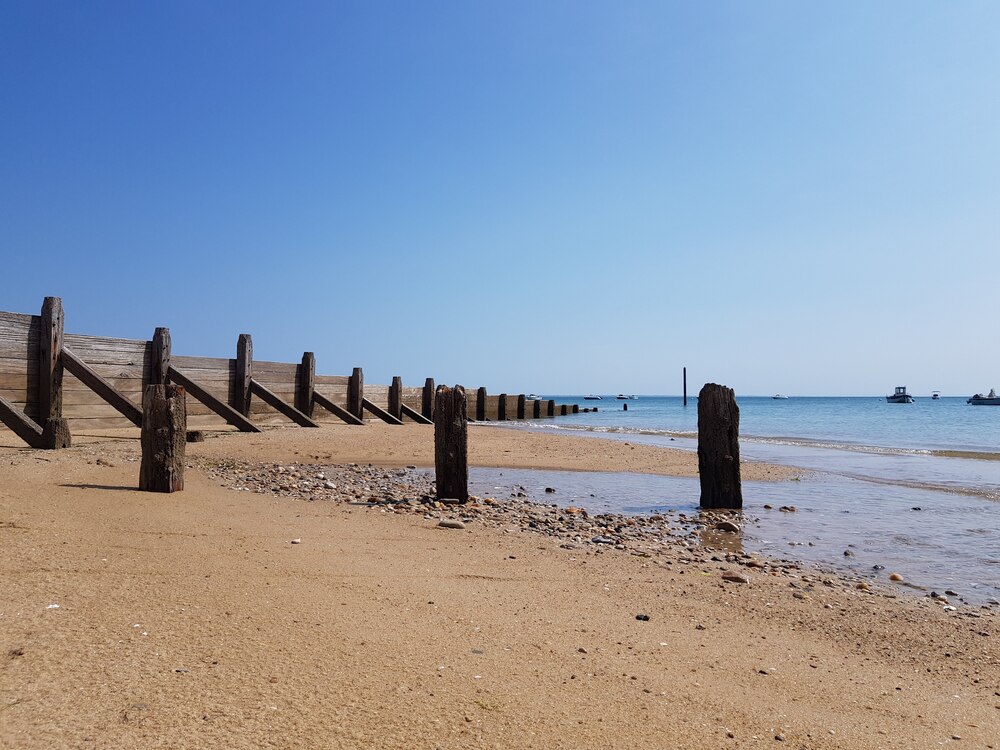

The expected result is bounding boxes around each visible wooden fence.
[0,298,581,448]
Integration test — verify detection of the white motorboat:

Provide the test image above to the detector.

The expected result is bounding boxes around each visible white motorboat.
[968,388,1000,405]
[772,394,789,399]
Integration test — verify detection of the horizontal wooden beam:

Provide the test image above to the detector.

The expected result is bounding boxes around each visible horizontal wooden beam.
[0,393,44,447]
[312,392,363,425]
[400,403,432,425]
[61,346,143,427]
[362,398,403,425]
[167,366,261,433]
[250,379,319,427]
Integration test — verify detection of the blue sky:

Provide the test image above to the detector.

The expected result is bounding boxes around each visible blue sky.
[2,1,998,396]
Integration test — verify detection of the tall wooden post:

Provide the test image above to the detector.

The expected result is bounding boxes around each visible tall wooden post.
[497,393,507,421]
[475,387,486,422]
[546,399,555,417]
[434,385,468,503]
[697,383,742,509]
[572,404,579,413]
[516,394,526,419]
[234,334,253,417]
[348,367,364,420]
[298,352,316,417]
[422,378,435,420]
[150,327,171,386]
[560,404,569,415]
[533,400,541,418]
[683,367,688,406]
[389,376,403,421]
[140,384,187,493]
[38,297,69,448]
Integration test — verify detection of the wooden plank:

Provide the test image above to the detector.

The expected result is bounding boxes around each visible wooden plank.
[250,378,319,428]
[235,334,253,416]
[484,395,500,421]
[167,365,260,433]
[362,397,403,425]
[348,367,363,420]
[422,378,434,419]
[297,353,315,416]
[171,355,234,371]
[314,374,350,386]
[312,392,364,425]
[0,392,43,447]
[150,328,170,386]
[60,346,143,427]
[434,385,468,502]
[400,403,432,425]
[389,376,403,421]
[38,297,64,422]
[252,360,299,376]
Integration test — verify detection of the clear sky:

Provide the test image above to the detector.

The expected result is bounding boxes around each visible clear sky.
[2,2,998,396]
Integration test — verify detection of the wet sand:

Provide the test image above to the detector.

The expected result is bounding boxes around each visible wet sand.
[1,423,997,749]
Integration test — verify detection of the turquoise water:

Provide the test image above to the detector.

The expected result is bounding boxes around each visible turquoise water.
[544,395,1000,454]
[479,395,1000,604]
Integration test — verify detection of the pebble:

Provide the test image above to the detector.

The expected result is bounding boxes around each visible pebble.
[722,572,750,584]
[635,614,650,621]
[438,520,466,530]
[715,521,741,533]
[290,538,301,544]
[888,573,903,582]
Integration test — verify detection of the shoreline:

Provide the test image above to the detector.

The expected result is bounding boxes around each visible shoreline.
[2,424,998,748]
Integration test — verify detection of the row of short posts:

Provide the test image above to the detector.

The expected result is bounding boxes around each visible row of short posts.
[432,382,743,510]
[136,378,741,507]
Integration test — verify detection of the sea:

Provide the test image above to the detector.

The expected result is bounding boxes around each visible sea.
[470,395,1000,605]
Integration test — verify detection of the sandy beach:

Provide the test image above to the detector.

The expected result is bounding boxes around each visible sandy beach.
[1,423,997,749]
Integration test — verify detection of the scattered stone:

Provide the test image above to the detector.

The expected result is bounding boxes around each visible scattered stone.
[186,430,205,443]
[889,573,904,582]
[438,520,466,530]
[290,538,301,544]
[715,520,741,533]
[635,614,650,621]
[722,572,750,584]
[544,487,556,494]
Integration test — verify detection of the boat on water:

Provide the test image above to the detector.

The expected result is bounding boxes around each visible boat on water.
[967,388,1000,405]
[772,394,789,400]
[584,395,603,400]
[616,394,638,400]
[931,391,941,400]
[886,386,915,404]
[527,394,541,400]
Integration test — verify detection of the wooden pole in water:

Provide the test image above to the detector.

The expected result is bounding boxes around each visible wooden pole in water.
[434,385,468,502]
[140,384,187,493]
[683,367,687,406]
[697,383,742,509]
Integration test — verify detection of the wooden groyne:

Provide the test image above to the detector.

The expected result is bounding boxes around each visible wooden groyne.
[0,297,581,448]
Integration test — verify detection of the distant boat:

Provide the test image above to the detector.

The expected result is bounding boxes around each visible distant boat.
[968,388,1000,406]
[527,394,541,400]
[886,386,915,404]
[584,395,603,400]
[931,391,941,400]
[616,394,638,400]
[772,394,789,400]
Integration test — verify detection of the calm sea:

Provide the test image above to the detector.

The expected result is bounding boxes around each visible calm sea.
[476,395,1000,605]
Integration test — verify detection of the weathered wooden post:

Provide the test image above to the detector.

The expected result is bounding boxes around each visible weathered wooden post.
[497,393,507,421]
[297,352,316,417]
[572,404,579,414]
[516,394,526,419]
[697,383,742,509]
[348,367,364,420]
[475,387,486,422]
[434,385,468,503]
[39,296,70,448]
[683,367,688,406]
[150,327,171,386]
[389,376,403,421]
[234,333,253,416]
[140,384,187,493]
[422,378,435,420]
[533,400,541,418]
[546,399,555,417]
[560,404,569,416]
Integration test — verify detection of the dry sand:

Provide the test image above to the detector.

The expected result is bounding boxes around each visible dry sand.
[1,423,997,749]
